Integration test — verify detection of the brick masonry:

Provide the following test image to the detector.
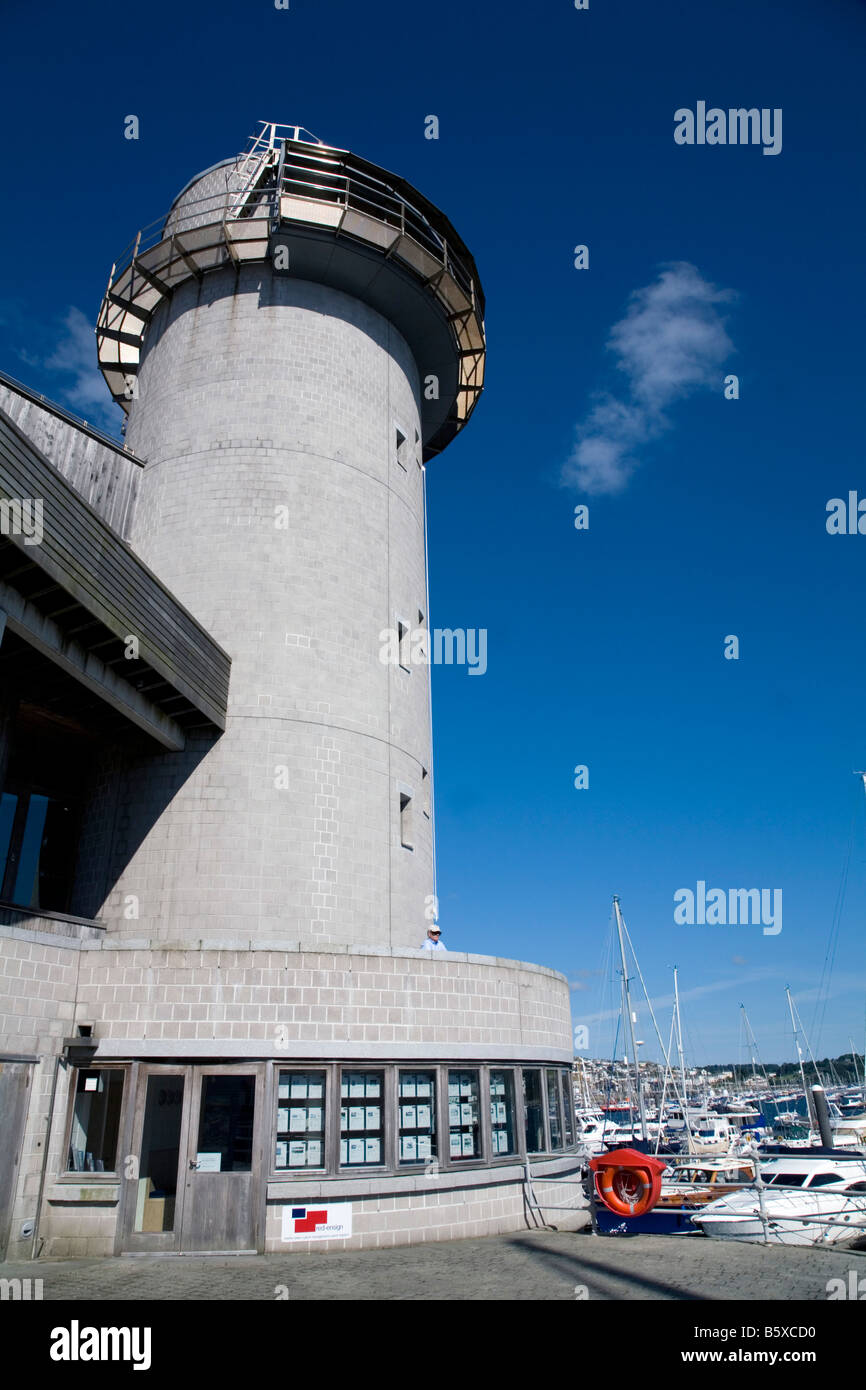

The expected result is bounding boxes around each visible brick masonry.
[80,261,436,953]
[0,146,582,1263]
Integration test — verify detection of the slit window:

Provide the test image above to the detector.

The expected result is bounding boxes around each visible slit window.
[397,618,411,672]
[395,425,408,470]
[399,791,414,850]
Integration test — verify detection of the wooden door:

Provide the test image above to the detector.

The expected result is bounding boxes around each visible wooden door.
[179,1065,264,1253]
[119,1066,191,1253]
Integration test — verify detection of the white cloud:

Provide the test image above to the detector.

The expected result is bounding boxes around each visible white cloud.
[44,307,121,432]
[564,262,735,495]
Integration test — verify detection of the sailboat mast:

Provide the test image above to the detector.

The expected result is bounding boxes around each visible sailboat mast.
[740,1004,769,1092]
[673,966,689,1116]
[614,895,647,1141]
[787,985,812,1127]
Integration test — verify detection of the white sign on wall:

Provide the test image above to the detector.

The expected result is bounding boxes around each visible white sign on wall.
[281,1203,353,1240]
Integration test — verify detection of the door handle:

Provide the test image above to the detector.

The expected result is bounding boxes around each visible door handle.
[189,1159,199,1170]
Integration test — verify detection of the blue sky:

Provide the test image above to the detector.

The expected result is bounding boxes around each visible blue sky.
[1,0,865,1064]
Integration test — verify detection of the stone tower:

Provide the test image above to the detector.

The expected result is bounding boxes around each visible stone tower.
[0,124,577,1264]
[95,123,485,949]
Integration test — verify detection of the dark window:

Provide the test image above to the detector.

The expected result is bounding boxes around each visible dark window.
[561,1070,575,1146]
[399,792,413,850]
[134,1074,184,1232]
[67,1069,124,1173]
[546,1069,563,1150]
[197,1074,255,1172]
[523,1069,545,1153]
[0,703,91,913]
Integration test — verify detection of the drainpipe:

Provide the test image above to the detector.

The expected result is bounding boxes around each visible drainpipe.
[30,1053,64,1260]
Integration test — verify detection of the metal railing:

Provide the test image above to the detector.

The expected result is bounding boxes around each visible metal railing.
[0,368,134,456]
[104,131,477,313]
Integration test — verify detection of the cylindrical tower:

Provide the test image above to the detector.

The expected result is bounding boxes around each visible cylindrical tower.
[94,124,486,949]
[4,124,580,1264]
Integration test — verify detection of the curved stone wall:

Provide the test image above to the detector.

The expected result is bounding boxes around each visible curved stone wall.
[98,266,434,950]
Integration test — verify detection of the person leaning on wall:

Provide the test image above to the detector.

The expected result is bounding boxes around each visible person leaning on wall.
[421,924,446,951]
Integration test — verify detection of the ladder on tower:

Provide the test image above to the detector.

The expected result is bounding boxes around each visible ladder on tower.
[229,122,281,219]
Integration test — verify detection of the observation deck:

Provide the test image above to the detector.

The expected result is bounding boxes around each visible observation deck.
[96,122,486,460]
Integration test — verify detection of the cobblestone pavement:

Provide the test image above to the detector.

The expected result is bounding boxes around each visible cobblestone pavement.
[3,1229,864,1301]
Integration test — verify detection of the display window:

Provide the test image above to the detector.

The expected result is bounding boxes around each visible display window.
[275,1070,326,1169]
[268,1062,576,1178]
[489,1069,516,1156]
[447,1069,481,1160]
[398,1070,437,1165]
[340,1070,385,1166]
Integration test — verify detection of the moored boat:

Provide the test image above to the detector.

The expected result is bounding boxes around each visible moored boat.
[691,1152,866,1245]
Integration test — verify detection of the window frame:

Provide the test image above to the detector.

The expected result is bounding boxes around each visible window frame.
[273,1067,328,1174]
[266,1062,577,1180]
[62,1064,128,1178]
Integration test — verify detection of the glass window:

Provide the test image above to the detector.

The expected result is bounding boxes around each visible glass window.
[12,793,49,905]
[546,1070,563,1150]
[399,792,413,849]
[0,792,17,874]
[1,789,82,912]
[398,1070,436,1165]
[276,1069,326,1169]
[197,1074,255,1172]
[67,1068,124,1173]
[340,1070,384,1166]
[523,1069,545,1153]
[447,1069,481,1160]
[489,1070,516,1156]
[134,1074,183,1233]
[561,1070,575,1146]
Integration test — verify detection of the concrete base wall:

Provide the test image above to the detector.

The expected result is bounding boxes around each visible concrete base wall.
[264,1166,587,1254]
[1,921,577,1260]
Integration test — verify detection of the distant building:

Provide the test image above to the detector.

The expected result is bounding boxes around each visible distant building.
[0,123,580,1258]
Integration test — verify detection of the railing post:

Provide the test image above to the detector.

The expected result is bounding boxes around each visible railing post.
[752,1156,771,1244]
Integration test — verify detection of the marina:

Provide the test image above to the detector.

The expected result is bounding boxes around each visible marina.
[568,893,866,1249]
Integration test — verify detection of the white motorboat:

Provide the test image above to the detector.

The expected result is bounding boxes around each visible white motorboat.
[691,1153,866,1245]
